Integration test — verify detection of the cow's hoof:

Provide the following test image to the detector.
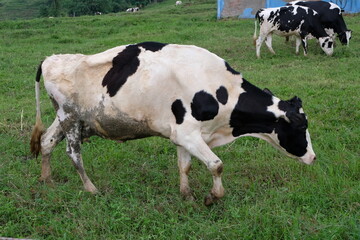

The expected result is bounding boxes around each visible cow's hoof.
[204,193,219,206]
[184,194,195,201]
[38,176,53,184]
[84,182,99,194]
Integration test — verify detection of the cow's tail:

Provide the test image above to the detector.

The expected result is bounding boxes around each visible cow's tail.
[30,61,45,157]
[253,20,258,46]
[253,13,259,46]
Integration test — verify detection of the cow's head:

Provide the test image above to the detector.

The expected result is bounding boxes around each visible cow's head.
[231,83,316,165]
[318,37,334,56]
[338,30,352,46]
[264,96,316,164]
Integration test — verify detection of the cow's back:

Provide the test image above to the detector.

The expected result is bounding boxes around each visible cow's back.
[41,44,242,140]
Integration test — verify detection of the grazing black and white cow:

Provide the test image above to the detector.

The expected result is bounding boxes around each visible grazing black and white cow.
[254,5,334,58]
[288,1,352,45]
[31,42,316,205]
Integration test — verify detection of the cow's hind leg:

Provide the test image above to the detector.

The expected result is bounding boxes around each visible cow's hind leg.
[62,120,98,194]
[300,35,308,56]
[177,146,194,201]
[39,118,64,182]
[265,34,275,54]
[173,130,224,206]
[255,34,266,58]
[295,37,302,55]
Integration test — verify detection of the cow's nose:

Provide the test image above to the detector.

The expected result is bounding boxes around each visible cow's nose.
[301,154,316,165]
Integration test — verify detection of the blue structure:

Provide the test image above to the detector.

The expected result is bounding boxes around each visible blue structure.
[217,0,360,19]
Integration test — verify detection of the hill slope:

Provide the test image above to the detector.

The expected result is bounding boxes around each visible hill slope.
[0,0,45,20]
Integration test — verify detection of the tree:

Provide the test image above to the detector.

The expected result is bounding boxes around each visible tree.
[38,0,61,17]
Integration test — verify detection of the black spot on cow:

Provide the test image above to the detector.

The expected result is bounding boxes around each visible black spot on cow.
[255,9,265,24]
[230,79,276,137]
[191,91,219,121]
[137,41,168,52]
[275,118,308,157]
[276,96,308,157]
[102,44,141,97]
[278,96,308,130]
[102,42,168,97]
[321,38,329,48]
[225,61,240,75]
[216,86,228,105]
[338,31,350,45]
[276,6,306,33]
[171,99,186,124]
[263,88,274,96]
[267,9,279,22]
[328,41,333,49]
[36,61,43,82]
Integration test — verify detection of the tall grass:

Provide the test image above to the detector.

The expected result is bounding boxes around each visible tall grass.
[0,0,359,238]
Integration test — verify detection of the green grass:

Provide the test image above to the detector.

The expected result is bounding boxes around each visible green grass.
[1,0,360,239]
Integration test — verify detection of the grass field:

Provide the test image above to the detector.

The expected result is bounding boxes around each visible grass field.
[1,0,360,239]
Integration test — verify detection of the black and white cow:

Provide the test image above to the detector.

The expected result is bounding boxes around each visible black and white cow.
[254,5,334,58]
[31,42,316,205]
[288,1,352,45]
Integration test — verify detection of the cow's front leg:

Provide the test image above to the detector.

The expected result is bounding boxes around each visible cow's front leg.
[62,121,98,194]
[301,38,308,56]
[295,37,302,55]
[174,131,225,206]
[177,146,194,200]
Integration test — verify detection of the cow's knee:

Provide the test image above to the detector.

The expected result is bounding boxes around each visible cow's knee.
[208,159,223,177]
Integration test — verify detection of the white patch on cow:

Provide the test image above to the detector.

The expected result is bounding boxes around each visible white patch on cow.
[44,82,67,104]
[325,28,336,40]
[329,2,340,11]
[244,130,315,164]
[346,31,352,46]
[318,37,334,56]
[288,0,301,5]
[57,108,70,122]
[267,97,286,119]
[301,130,316,164]
[86,46,126,67]
[242,131,283,153]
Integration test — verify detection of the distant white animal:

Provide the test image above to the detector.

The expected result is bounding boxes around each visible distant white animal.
[176,1,182,6]
[126,7,139,12]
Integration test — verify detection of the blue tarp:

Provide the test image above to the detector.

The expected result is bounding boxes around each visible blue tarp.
[217,0,360,19]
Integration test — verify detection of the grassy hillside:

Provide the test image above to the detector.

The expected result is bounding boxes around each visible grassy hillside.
[0,0,44,20]
[1,0,359,239]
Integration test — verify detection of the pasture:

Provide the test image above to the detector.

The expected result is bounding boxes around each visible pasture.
[1,0,359,238]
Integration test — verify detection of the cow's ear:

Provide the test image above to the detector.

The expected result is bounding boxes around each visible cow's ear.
[263,88,274,96]
[289,96,302,108]
[286,111,307,129]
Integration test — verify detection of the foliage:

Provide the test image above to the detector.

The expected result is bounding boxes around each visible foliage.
[0,0,160,19]
[0,0,359,239]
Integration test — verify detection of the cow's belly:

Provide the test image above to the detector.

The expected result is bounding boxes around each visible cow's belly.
[273,29,300,37]
[82,110,161,141]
